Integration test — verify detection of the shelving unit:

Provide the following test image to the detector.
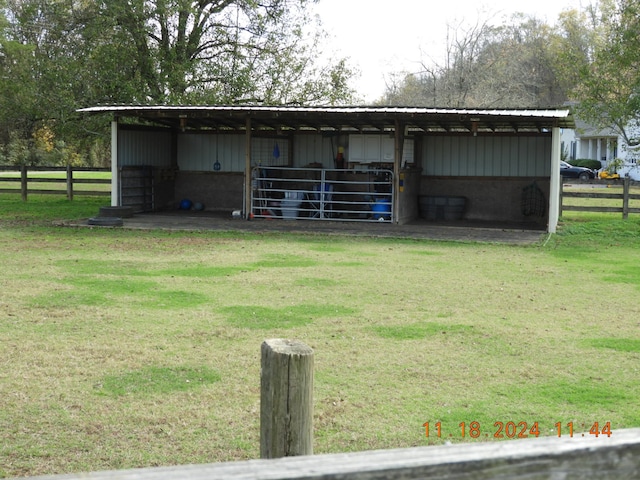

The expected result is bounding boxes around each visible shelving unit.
[120,166,153,212]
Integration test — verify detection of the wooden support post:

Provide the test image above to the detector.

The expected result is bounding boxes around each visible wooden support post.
[66,165,74,200]
[260,339,314,459]
[393,119,405,224]
[20,165,27,201]
[559,177,563,217]
[622,176,630,219]
[244,116,252,219]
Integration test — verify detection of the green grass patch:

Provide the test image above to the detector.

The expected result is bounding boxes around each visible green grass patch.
[221,304,356,329]
[602,266,640,287]
[253,253,318,268]
[96,365,221,397]
[511,378,633,410]
[372,322,475,340]
[294,277,341,287]
[585,338,640,353]
[31,277,210,309]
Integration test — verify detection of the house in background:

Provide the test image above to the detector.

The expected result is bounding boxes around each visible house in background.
[561,117,619,164]
[561,115,640,180]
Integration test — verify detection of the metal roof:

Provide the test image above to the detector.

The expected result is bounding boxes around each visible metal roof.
[78,105,574,133]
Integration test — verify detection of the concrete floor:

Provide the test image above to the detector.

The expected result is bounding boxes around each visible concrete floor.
[89,211,548,245]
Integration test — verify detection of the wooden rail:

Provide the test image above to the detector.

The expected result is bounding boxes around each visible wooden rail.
[0,166,110,200]
[561,176,640,219]
[27,428,640,479]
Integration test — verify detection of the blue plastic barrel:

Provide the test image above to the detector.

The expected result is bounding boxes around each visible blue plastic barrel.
[372,197,391,220]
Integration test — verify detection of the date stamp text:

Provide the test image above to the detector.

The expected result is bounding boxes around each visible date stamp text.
[422,421,613,439]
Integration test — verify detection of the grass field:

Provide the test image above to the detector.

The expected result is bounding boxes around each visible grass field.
[1,194,639,477]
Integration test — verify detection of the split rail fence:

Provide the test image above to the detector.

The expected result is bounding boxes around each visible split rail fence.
[561,176,640,218]
[0,166,110,200]
[28,429,640,479]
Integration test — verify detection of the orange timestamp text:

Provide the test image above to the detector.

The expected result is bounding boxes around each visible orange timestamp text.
[423,421,612,439]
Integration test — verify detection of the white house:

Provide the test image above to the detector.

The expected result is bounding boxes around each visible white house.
[561,116,640,180]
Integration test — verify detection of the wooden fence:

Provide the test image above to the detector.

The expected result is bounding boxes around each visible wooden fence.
[561,176,640,218]
[28,427,640,479]
[0,166,110,200]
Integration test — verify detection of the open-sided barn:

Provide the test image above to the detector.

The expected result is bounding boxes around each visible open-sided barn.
[79,105,574,233]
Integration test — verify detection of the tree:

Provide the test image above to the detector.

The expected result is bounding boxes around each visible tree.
[570,0,640,154]
[0,0,356,166]
[0,1,38,144]
[88,0,355,105]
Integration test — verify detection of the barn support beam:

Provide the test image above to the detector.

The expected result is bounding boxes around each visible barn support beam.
[393,119,405,224]
[548,126,561,233]
[244,116,252,219]
[111,119,119,206]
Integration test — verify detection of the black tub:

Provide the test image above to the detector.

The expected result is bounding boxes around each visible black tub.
[418,196,467,221]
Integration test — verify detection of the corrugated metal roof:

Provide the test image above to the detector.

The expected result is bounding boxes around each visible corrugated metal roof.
[78,105,574,133]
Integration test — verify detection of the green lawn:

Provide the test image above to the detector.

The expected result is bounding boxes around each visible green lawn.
[1,195,639,477]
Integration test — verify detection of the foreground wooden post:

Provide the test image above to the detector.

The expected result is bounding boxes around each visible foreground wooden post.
[260,339,314,459]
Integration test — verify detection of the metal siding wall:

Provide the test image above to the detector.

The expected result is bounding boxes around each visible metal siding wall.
[422,135,551,176]
[477,137,489,175]
[508,138,519,176]
[178,135,210,171]
[224,135,246,171]
[118,130,172,167]
[177,134,246,172]
[466,138,478,176]
[251,137,287,166]
[294,135,334,167]
[519,137,531,176]
[177,134,342,171]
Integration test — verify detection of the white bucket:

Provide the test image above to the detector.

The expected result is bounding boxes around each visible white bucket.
[281,191,304,219]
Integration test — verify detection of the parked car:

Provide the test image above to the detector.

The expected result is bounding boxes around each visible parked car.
[560,161,595,181]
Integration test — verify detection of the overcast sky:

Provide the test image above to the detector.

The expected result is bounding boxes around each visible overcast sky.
[311,0,589,102]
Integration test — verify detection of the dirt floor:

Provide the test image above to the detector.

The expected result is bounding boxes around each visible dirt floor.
[79,210,548,245]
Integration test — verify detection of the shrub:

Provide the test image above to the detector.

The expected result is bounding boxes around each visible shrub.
[569,159,602,170]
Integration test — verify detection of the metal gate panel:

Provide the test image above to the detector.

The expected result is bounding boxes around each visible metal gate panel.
[250,167,393,222]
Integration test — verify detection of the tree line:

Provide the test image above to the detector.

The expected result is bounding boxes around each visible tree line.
[1,0,638,167]
[380,0,639,157]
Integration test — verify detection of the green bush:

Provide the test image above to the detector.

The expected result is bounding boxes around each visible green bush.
[568,159,602,170]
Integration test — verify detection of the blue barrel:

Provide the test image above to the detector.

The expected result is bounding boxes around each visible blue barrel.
[372,197,391,220]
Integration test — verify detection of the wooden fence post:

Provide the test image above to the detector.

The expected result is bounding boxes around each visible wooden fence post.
[66,165,74,200]
[20,165,27,201]
[260,339,314,459]
[622,176,630,219]
[559,177,563,217]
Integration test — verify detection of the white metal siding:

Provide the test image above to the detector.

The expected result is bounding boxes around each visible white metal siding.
[294,135,335,167]
[422,136,551,177]
[251,137,289,167]
[118,130,172,167]
[178,134,246,171]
